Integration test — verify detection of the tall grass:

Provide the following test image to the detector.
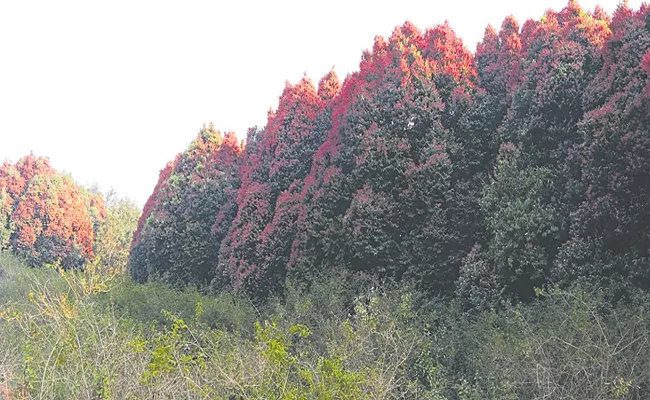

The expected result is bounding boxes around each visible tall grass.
[2,251,650,399]
[0,253,433,399]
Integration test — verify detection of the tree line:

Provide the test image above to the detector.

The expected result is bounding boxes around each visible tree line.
[127,1,650,305]
[3,1,649,308]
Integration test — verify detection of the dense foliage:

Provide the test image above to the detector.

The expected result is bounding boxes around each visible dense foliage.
[127,1,650,307]
[216,75,337,297]
[0,155,105,269]
[93,190,141,274]
[129,125,243,286]
[3,252,650,399]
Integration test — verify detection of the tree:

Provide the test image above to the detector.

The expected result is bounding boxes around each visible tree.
[556,3,650,296]
[0,188,11,249]
[475,2,611,300]
[125,2,650,304]
[290,22,475,294]
[129,161,176,283]
[481,143,563,299]
[129,125,242,286]
[0,154,104,268]
[475,16,522,113]
[216,75,334,297]
[93,191,140,273]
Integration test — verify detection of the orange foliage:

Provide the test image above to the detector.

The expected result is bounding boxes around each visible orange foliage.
[0,154,104,267]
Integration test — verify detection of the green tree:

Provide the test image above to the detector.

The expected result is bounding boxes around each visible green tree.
[0,188,10,249]
[481,143,563,300]
[129,125,242,286]
[93,191,140,273]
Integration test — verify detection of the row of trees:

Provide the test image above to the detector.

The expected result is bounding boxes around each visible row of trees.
[127,1,650,303]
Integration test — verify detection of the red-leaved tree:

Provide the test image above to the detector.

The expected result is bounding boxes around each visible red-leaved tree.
[129,125,243,285]
[0,154,104,268]
[216,74,337,296]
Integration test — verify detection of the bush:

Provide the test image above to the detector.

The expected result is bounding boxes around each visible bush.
[0,252,437,398]
[99,280,257,333]
[3,250,650,399]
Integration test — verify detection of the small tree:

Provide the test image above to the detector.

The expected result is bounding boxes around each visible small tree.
[93,192,140,273]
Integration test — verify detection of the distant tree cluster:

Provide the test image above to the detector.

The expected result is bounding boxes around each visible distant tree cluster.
[0,155,105,268]
[94,190,141,273]
[128,1,650,303]
[0,155,141,272]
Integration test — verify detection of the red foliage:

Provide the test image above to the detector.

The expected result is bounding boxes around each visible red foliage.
[129,125,244,284]
[424,22,477,87]
[132,160,175,248]
[288,21,461,289]
[317,69,342,103]
[525,1,610,50]
[287,75,358,273]
[0,154,103,267]
[476,16,522,105]
[643,49,650,96]
[217,74,332,292]
[575,3,650,257]
[520,19,538,53]
[0,162,25,203]
[499,1,610,167]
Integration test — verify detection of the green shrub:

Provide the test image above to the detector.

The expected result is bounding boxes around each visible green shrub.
[3,250,650,399]
[96,280,257,333]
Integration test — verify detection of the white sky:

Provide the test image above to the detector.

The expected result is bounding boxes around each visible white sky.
[0,0,640,207]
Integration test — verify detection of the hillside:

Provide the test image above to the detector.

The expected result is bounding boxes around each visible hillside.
[2,1,650,398]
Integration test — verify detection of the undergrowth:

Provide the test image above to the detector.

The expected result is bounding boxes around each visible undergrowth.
[2,251,650,399]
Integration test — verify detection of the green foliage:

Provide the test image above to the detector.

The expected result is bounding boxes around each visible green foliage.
[93,191,140,274]
[101,280,256,333]
[0,253,436,398]
[462,288,650,399]
[3,252,650,399]
[481,144,563,299]
[0,188,10,250]
[456,244,503,310]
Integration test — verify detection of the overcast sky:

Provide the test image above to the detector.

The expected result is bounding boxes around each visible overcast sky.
[0,0,640,206]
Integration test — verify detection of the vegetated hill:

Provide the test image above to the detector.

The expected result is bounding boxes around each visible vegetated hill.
[130,1,650,305]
